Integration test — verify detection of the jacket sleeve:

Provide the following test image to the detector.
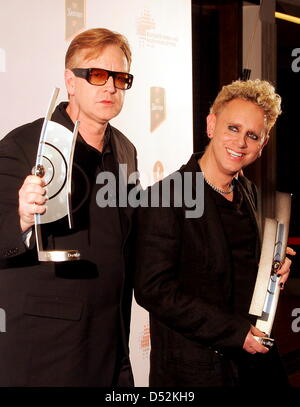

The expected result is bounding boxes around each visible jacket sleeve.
[0,135,32,260]
[134,201,250,352]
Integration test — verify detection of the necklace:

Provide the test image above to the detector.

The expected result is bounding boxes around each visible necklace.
[204,177,234,195]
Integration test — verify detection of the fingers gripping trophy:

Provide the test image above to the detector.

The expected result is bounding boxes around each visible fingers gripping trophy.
[33,88,80,262]
[249,192,291,347]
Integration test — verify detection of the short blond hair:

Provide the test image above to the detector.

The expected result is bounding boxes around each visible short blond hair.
[65,28,132,70]
[210,79,282,132]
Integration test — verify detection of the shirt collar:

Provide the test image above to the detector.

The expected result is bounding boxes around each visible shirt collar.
[54,101,112,154]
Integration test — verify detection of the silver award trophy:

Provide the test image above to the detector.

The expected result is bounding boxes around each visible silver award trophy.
[249,191,291,347]
[33,87,80,262]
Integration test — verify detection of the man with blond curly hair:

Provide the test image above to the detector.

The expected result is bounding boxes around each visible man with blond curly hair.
[135,79,294,387]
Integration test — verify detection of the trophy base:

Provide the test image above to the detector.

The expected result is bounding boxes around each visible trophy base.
[38,250,80,262]
[254,336,274,348]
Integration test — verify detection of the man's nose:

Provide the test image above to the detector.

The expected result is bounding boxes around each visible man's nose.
[237,133,247,148]
[104,75,116,92]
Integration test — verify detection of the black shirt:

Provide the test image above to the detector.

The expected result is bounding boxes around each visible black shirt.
[208,181,258,319]
[48,103,125,297]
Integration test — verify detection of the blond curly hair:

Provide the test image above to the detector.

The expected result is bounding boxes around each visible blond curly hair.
[210,79,282,132]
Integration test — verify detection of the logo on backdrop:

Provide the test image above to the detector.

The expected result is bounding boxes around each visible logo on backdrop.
[65,0,85,41]
[139,323,150,360]
[151,87,166,132]
[136,7,178,48]
[136,7,155,36]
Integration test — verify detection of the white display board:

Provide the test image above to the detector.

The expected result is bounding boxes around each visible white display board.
[0,0,193,386]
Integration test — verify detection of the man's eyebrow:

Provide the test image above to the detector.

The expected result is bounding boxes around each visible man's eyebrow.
[227,122,241,127]
[227,122,260,136]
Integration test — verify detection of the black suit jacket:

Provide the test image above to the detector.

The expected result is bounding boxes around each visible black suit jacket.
[135,153,286,386]
[0,103,137,386]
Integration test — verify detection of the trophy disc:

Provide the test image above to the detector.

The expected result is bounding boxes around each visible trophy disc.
[34,87,80,262]
[35,120,77,225]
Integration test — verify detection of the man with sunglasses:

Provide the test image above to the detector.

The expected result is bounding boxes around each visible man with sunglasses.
[0,28,137,386]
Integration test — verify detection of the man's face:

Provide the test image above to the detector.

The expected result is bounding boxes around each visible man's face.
[66,44,129,125]
[206,98,268,176]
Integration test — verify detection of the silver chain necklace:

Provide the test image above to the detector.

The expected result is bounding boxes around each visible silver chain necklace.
[204,177,234,195]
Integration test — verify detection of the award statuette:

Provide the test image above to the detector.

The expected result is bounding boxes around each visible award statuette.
[33,87,80,262]
[249,192,291,347]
